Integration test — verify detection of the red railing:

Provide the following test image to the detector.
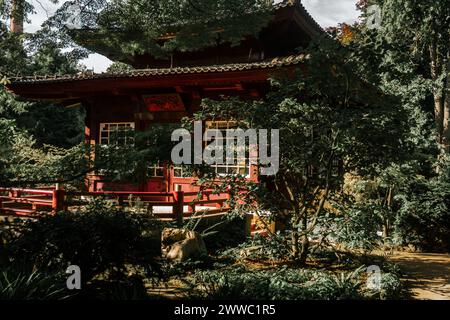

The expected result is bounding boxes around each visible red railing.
[0,187,64,217]
[0,186,231,224]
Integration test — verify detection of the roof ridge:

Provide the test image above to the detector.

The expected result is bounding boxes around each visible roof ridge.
[274,0,323,32]
[10,54,308,84]
[123,54,305,74]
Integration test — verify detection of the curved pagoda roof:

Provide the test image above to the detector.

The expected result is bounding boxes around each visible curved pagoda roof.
[6,1,322,101]
[7,55,307,100]
[70,0,323,69]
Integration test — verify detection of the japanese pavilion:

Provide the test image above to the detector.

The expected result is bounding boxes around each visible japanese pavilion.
[6,0,323,194]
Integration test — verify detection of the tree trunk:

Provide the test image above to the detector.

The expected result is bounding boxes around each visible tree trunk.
[430,43,445,144]
[10,0,24,34]
[382,187,393,238]
[443,60,450,151]
[291,231,299,259]
[298,213,310,265]
[435,95,444,144]
[291,212,301,260]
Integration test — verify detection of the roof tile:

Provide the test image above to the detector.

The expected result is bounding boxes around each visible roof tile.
[10,54,307,85]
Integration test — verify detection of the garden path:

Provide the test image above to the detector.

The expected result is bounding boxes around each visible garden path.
[387,252,450,300]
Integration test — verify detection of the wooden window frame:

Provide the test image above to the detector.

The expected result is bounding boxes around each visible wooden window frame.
[99,122,135,145]
[205,121,253,178]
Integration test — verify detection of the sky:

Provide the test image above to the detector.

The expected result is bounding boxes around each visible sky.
[24,0,360,73]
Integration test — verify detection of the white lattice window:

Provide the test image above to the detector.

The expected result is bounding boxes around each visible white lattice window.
[99,122,135,145]
[205,121,253,177]
[174,166,189,178]
[149,163,165,177]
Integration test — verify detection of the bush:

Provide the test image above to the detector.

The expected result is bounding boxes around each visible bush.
[190,267,364,300]
[84,275,150,300]
[379,272,404,300]
[395,176,450,252]
[0,267,71,300]
[220,232,290,262]
[195,215,248,253]
[309,268,364,300]
[333,203,383,253]
[7,202,162,283]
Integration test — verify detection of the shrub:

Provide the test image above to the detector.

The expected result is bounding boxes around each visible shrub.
[0,267,71,300]
[334,204,383,253]
[220,232,290,262]
[7,202,162,283]
[309,268,364,300]
[395,176,450,252]
[190,267,365,300]
[85,275,149,300]
[379,272,404,300]
[196,215,248,253]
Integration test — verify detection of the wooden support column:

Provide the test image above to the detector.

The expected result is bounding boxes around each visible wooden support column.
[225,186,232,209]
[245,213,253,238]
[84,102,98,192]
[173,185,184,227]
[52,184,66,214]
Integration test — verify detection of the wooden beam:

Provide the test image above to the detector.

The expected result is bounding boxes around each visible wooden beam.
[7,67,290,100]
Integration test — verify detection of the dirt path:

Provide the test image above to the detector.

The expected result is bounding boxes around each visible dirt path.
[387,252,450,300]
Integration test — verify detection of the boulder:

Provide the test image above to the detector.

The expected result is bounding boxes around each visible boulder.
[161,228,207,262]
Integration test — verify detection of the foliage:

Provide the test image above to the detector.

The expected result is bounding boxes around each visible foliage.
[48,0,274,62]
[190,266,366,300]
[333,202,383,253]
[378,272,404,300]
[326,1,447,252]
[0,124,87,187]
[6,201,162,282]
[0,267,70,300]
[14,103,85,149]
[189,261,407,300]
[394,166,450,252]
[0,10,86,186]
[189,35,409,262]
[107,62,134,73]
[0,1,87,186]
[86,275,150,300]
[195,215,248,253]
[348,0,450,147]
[220,232,290,262]
[94,124,178,184]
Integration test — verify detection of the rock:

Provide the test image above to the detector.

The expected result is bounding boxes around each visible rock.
[239,245,264,258]
[161,228,207,262]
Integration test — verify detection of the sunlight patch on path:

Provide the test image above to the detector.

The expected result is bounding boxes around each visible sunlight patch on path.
[387,252,450,300]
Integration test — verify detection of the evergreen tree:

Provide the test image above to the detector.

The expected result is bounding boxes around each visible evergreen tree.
[49,0,274,61]
[356,0,450,149]
[0,3,85,185]
[189,36,409,263]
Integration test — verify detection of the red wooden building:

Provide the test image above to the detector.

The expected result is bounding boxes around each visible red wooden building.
[6,0,323,194]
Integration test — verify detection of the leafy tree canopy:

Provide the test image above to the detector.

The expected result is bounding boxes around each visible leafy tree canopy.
[353,0,450,148]
[186,35,410,262]
[49,0,274,60]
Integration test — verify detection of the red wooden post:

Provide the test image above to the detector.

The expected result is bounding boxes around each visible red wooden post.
[173,185,184,227]
[245,213,254,237]
[9,190,18,198]
[52,184,66,214]
[117,196,124,208]
[225,185,232,209]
